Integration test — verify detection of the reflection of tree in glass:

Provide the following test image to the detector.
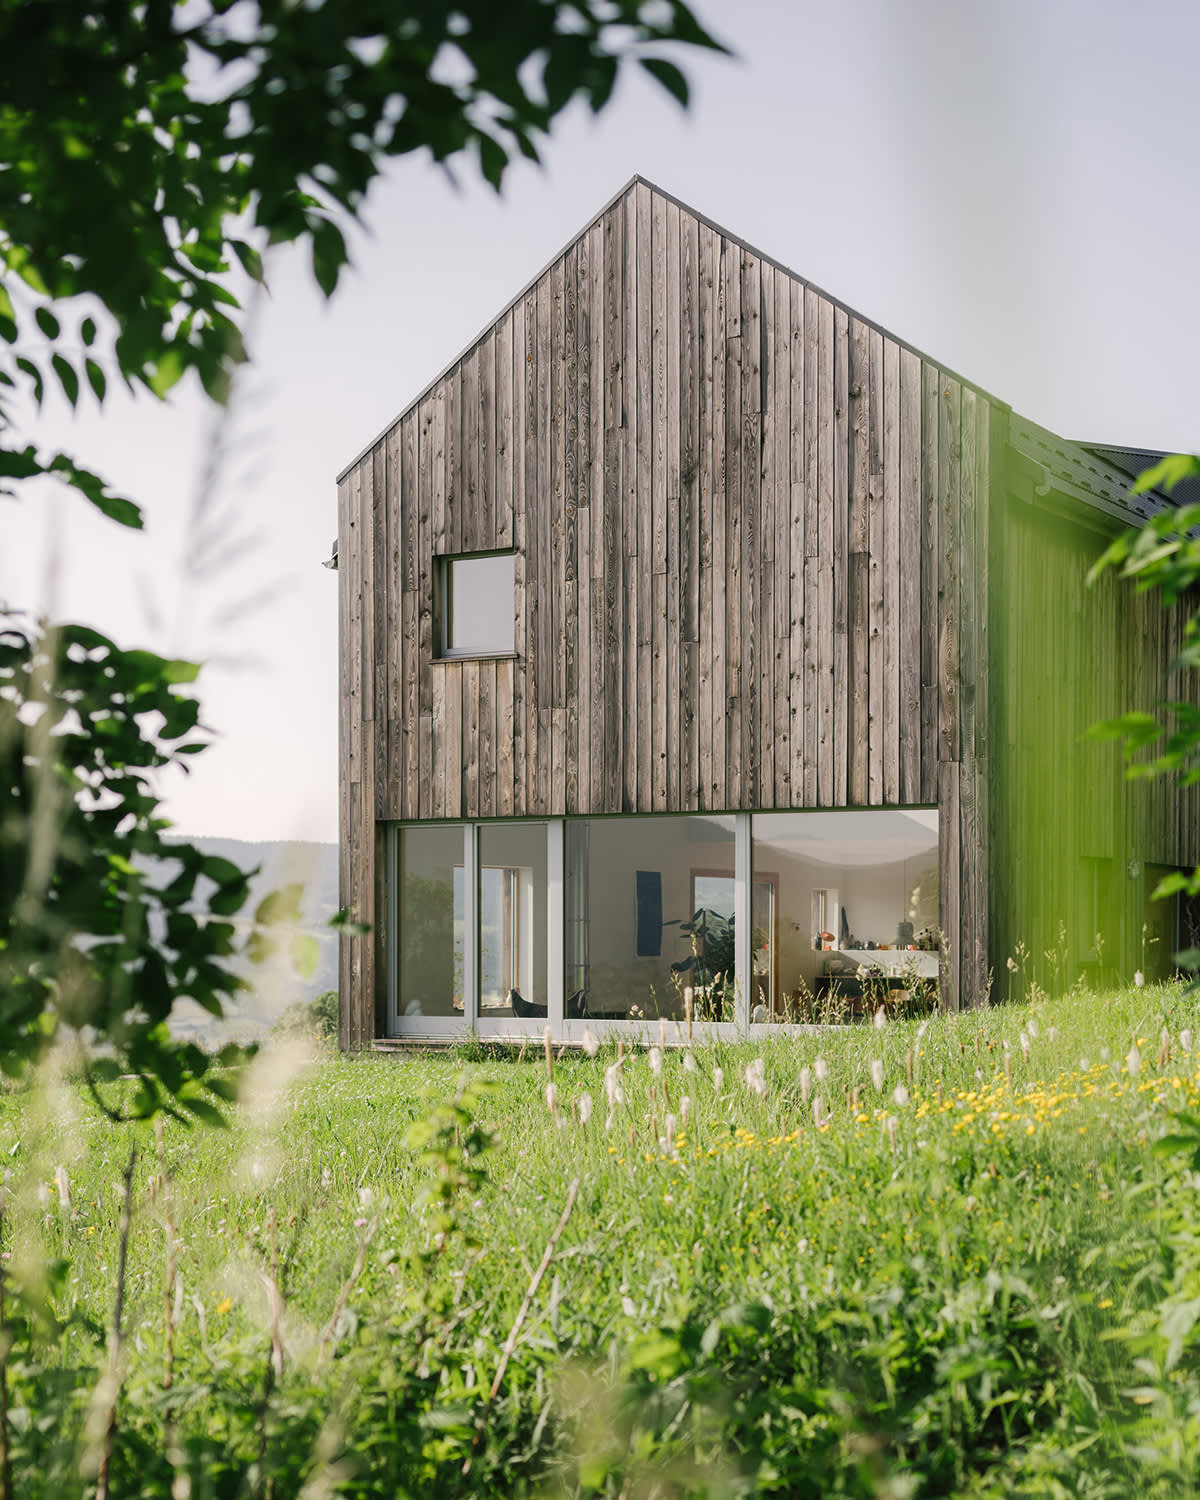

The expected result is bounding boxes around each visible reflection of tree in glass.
[401,875,459,1013]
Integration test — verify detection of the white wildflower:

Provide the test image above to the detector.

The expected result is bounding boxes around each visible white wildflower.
[915,1020,929,1044]
[1134,970,1145,988]
[812,1094,826,1128]
[621,1296,637,1317]
[713,1066,724,1094]
[582,1026,599,1058]
[1100,1046,1111,1062]
[649,1046,663,1077]
[358,1186,375,1209]
[1126,1045,1141,1078]
[892,1085,910,1107]
[745,1057,767,1097]
[578,1092,593,1126]
[874,1005,888,1029]
[604,1064,624,1109]
[814,1057,829,1082]
[799,1065,812,1103]
[1080,1057,1090,1072]
[870,1059,885,1093]
[683,1051,697,1073]
[1027,1019,1039,1039]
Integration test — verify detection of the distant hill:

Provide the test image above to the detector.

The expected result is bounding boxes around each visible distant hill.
[163,836,339,1044]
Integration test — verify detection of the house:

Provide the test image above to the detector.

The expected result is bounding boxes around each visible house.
[334,177,1200,1047]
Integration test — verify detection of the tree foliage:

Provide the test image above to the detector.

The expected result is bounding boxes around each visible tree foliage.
[0,0,725,513]
[1090,455,1200,955]
[0,0,725,1106]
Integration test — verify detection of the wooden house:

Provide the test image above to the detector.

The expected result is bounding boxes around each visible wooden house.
[334,177,1200,1047]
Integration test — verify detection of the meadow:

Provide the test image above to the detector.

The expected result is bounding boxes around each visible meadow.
[6,982,1200,1498]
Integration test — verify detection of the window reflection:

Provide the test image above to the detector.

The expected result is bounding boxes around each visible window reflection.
[399,825,465,1017]
[566,816,736,1021]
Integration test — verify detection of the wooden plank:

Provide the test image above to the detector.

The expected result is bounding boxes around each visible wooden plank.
[723,237,743,809]
[384,424,403,817]
[758,259,776,809]
[462,658,479,815]
[882,337,901,805]
[524,284,541,811]
[740,248,761,809]
[697,220,715,810]
[788,277,806,808]
[665,196,681,812]
[478,327,495,549]
[430,666,446,819]
[345,467,362,791]
[575,230,592,815]
[651,187,668,576]
[939,759,961,1010]
[549,255,566,724]
[603,196,625,433]
[400,411,419,820]
[511,294,527,818]
[832,304,849,806]
[479,659,496,816]
[868,327,885,805]
[495,310,514,548]
[461,344,479,553]
[939,375,961,764]
[920,360,940,803]
[710,225,727,809]
[371,441,386,809]
[444,662,462,818]
[429,387,446,556]
[444,358,461,555]
[680,203,700,809]
[564,240,582,816]
[536,271,552,718]
[816,294,834,805]
[771,263,790,806]
[899,348,922,805]
[588,220,606,816]
[847,316,870,806]
[603,425,623,814]
[627,184,648,810]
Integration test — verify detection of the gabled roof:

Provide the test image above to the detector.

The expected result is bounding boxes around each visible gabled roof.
[337,176,1186,532]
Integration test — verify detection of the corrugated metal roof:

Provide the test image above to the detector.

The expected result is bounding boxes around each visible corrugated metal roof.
[1080,445,1200,507]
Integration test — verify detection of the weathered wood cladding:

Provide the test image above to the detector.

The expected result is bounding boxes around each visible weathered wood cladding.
[337,180,994,1041]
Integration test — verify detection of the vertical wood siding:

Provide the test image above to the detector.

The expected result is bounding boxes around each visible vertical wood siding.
[338,180,998,1040]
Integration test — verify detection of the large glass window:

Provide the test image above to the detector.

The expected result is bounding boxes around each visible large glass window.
[478,823,548,1018]
[566,816,736,1022]
[398,825,465,1018]
[751,810,939,1019]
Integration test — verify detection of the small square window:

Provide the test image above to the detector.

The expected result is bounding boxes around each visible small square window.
[438,552,515,657]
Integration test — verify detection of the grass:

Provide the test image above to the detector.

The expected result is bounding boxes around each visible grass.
[5,979,1200,1496]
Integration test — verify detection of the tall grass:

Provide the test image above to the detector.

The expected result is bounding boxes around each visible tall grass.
[3,979,1200,1496]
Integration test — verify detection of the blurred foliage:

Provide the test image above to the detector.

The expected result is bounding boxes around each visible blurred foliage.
[0,0,724,1104]
[1089,454,1200,967]
[0,0,725,505]
[272,988,338,1042]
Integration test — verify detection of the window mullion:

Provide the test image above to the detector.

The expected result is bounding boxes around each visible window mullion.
[464,823,479,1030]
[735,812,751,1031]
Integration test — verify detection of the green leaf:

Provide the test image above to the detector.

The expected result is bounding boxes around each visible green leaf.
[310,218,347,298]
[232,240,264,283]
[202,855,247,887]
[290,933,320,979]
[52,353,79,407]
[148,347,186,398]
[640,56,690,106]
[81,316,97,347]
[85,359,106,401]
[1131,453,1200,496]
[35,306,60,339]
[179,1095,228,1128]
[256,883,304,925]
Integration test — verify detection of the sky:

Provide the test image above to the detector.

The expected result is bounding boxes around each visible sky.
[2,0,1198,844]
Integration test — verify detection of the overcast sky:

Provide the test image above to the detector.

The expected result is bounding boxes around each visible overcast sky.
[3,0,1197,844]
